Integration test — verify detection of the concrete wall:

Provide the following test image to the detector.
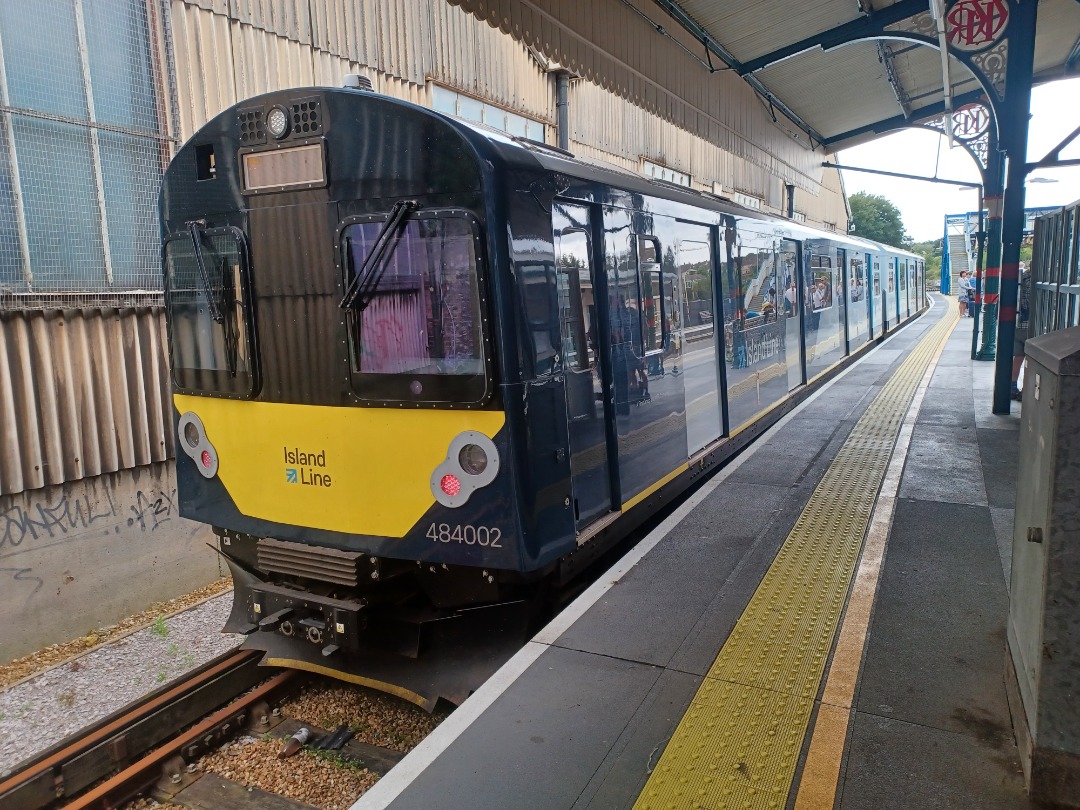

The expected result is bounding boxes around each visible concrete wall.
[0,460,220,662]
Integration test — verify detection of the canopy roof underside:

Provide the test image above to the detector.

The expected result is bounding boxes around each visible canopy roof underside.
[674,0,1080,150]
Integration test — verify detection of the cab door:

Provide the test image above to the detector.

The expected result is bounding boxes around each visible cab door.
[553,201,613,529]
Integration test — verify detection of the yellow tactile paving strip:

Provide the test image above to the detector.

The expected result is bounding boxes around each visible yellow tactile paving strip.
[634,300,959,810]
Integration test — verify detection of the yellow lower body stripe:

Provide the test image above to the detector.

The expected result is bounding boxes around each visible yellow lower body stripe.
[634,301,959,809]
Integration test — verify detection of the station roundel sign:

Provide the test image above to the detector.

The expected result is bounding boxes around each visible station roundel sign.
[952,103,990,140]
[946,0,1009,52]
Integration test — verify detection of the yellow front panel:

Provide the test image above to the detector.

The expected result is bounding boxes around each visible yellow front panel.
[174,394,505,538]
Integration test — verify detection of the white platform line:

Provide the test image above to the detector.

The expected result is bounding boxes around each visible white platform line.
[351,296,942,810]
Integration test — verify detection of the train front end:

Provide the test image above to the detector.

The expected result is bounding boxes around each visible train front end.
[160,86,529,707]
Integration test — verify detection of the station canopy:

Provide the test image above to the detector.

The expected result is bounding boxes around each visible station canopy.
[451,0,1080,153]
[668,0,1080,150]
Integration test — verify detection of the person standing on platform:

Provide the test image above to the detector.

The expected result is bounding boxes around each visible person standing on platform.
[957,270,971,317]
[784,280,797,318]
[1011,263,1032,401]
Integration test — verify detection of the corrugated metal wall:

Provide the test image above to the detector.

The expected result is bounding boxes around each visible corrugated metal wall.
[170,0,555,144]
[0,308,171,496]
[447,0,830,196]
[169,0,842,212]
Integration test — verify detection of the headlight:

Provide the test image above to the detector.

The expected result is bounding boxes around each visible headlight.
[266,106,290,139]
[458,444,488,475]
[431,432,499,508]
[177,412,219,479]
[184,421,201,449]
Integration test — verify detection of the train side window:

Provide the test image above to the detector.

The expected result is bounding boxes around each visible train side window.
[163,226,256,397]
[849,257,866,301]
[555,229,592,373]
[809,254,834,312]
[638,236,663,355]
[519,261,558,376]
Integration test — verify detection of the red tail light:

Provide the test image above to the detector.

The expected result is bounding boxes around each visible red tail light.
[440,474,461,497]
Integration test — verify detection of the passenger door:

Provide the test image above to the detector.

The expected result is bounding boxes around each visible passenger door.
[838,248,849,354]
[553,202,613,528]
[783,239,804,390]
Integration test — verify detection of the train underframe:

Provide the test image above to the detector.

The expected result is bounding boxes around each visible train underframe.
[214,528,543,709]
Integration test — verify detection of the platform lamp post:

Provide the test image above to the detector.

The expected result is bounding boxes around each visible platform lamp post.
[960,184,986,359]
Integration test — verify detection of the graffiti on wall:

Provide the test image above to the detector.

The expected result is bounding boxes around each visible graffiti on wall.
[0,484,180,606]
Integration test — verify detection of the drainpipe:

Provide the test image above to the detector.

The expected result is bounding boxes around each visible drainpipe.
[555,71,570,151]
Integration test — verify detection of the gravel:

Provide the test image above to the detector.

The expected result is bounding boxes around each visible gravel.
[126,800,186,810]
[281,679,449,752]
[0,578,233,690]
[3,587,451,810]
[196,736,379,809]
[0,591,241,775]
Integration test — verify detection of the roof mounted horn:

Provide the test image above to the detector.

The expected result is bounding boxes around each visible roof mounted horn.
[343,74,373,92]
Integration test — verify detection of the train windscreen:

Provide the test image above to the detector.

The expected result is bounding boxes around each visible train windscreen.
[340,213,488,404]
[163,226,255,397]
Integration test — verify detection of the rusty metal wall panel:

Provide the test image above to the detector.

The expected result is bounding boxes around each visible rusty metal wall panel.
[449,0,827,194]
[430,0,552,121]
[568,77,844,226]
[817,165,850,229]
[0,308,171,497]
[310,0,373,64]
[231,0,311,45]
[231,21,315,99]
[371,0,429,85]
[171,1,239,142]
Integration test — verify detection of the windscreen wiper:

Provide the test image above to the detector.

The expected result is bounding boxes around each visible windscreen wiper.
[339,200,418,312]
[218,254,239,376]
[186,219,224,324]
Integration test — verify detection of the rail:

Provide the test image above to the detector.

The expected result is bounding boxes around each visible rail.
[0,649,284,810]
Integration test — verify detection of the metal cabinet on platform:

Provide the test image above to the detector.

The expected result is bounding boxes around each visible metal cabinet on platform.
[1007,325,1080,807]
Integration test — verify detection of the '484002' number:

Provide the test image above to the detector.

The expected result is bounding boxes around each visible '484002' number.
[426,523,502,548]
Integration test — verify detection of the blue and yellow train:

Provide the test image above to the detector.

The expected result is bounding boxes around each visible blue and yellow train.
[160,83,925,707]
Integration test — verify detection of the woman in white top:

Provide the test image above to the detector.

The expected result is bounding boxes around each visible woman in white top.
[783,281,798,317]
[957,270,971,317]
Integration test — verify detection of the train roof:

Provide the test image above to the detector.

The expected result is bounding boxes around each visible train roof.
[190,86,920,260]
[439,104,920,260]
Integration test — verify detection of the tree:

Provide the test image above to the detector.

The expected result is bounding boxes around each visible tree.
[909,238,943,282]
[849,191,909,248]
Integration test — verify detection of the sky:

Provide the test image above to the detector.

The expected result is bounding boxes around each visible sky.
[837,76,1080,242]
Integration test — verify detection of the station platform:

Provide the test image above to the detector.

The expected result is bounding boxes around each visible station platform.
[356,295,1031,810]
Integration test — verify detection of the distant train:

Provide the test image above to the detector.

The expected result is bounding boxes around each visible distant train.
[160,83,924,707]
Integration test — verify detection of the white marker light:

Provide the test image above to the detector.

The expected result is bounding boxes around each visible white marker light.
[266,106,289,139]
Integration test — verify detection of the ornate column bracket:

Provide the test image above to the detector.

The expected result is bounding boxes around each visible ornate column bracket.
[886,1,1011,103]
[919,102,993,174]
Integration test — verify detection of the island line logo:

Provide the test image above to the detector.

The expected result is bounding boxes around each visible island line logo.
[283,447,333,488]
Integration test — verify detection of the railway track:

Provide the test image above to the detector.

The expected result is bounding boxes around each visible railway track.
[1,647,437,810]
[0,649,286,810]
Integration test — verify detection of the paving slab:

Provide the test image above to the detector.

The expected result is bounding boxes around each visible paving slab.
[856,500,1010,739]
[385,645,664,810]
[990,506,1015,590]
[552,484,790,666]
[573,669,703,810]
[899,425,988,505]
[978,429,1020,509]
[839,713,1032,810]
